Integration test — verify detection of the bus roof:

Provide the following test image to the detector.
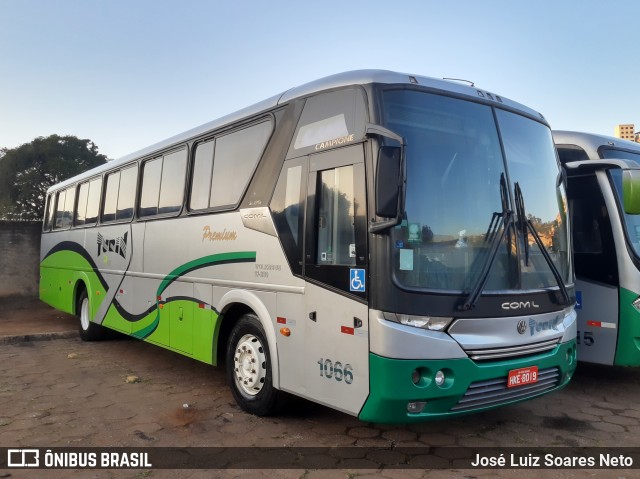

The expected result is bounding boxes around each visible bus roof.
[50,69,545,193]
[553,130,640,160]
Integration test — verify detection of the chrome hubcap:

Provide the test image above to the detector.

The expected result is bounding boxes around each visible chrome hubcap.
[80,297,90,331]
[233,334,267,396]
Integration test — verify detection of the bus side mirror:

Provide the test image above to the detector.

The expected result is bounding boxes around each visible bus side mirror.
[375,146,402,217]
[623,170,640,215]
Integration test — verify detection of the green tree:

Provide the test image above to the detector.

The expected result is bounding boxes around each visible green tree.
[0,135,109,220]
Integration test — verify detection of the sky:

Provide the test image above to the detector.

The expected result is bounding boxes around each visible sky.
[1,0,639,161]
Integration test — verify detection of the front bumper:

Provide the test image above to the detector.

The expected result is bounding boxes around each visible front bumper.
[358,339,576,423]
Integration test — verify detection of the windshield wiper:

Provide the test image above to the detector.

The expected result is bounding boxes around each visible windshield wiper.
[514,183,571,307]
[514,182,530,266]
[460,174,512,311]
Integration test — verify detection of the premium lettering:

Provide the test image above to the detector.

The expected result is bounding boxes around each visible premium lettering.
[202,226,237,242]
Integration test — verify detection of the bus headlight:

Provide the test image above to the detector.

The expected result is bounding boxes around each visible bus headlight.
[383,313,453,331]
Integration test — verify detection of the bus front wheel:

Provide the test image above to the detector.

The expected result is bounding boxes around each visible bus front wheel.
[77,290,106,341]
[226,313,283,416]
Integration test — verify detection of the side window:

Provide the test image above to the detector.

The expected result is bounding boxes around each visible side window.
[316,165,356,266]
[140,148,187,217]
[271,158,306,276]
[567,174,618,285]
[287,88,367,159]
[62,186,75,229]
[116,166,137,220]
[85,178,102,225]
[189,120,272,211]
[53,190,66,229]
[43,194,55,231]
[102,171,120,222]
[52,186,76,229]
[158,149,187,214]
[140,158,162,217]
[284,166,303,245]
[556,145,590,164]
[189,140,214,210]
[209,121,272,209]
[75,182,90,226]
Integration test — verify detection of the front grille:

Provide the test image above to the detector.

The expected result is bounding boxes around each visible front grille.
[450,367,560,412]
[464,338,560,361]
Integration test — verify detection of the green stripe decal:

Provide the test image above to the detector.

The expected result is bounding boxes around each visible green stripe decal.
[614,287,640,366]
[132,251,257,340]
[157,251,257,297]
[132,316,160,339]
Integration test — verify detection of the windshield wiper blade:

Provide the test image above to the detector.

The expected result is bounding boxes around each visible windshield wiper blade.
[514,183,530,266]
[459,210,513,311]
[459,173,514,311]
[514,182,571,307]
[460,174,512,311]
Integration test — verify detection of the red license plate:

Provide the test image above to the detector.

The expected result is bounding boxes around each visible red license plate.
[507,366,538,388]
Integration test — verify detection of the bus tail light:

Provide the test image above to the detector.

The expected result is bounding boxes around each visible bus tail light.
[383,312,453,331]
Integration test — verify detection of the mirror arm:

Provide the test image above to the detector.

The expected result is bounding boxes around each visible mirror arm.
[365,123,405,145]
[368,217,401,234]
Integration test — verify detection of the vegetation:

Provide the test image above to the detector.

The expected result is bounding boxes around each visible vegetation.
[0,135,108,220]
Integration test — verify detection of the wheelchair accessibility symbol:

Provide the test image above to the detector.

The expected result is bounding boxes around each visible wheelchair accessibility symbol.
[350,269,366,292]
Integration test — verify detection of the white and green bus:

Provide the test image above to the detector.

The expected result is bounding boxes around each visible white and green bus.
[554,130,640,366]
[40,70,577,423]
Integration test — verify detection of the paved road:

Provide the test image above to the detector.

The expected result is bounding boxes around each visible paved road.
[1,315,639,478]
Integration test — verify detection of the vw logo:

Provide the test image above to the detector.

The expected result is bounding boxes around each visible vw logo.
[517,320,527,335]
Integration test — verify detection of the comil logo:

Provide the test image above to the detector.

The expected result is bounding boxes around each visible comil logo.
[8,449,39,467]
[501,300,540,311]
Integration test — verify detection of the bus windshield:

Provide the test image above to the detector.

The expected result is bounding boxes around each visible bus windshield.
[601,148,640,162]
[382,89,571,292]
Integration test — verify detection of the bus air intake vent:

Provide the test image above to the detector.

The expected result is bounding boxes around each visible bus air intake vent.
[450,367,560,412]
[464,338,560,361]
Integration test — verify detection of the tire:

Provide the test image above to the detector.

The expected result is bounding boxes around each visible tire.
[226,313,284,416]
[77,289,106,341]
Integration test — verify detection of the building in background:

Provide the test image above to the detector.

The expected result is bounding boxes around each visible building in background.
[615,123,637,141]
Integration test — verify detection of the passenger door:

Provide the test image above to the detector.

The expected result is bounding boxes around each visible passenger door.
[303,144,369,415]
[567,172,619,365]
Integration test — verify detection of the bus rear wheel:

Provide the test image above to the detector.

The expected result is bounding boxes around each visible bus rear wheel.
[77,290,106,341]
[226,313,283,416]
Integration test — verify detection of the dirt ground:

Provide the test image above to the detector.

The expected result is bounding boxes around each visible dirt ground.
[0,300,639,478]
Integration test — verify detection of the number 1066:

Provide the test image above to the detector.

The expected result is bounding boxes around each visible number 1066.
[317,358,354,384]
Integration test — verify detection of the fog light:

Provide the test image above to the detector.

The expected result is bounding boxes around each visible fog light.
[411,369,420,385]
[435,370,445,387]
[566,347,574,365]
[407,401,426,414]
